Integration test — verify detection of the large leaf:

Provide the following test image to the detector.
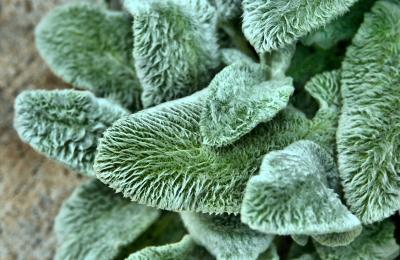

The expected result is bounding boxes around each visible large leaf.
[95,74,340,214]
[242,0,358,52]
[54,179,160,260]
[314,221,400,260]
[241,140,361,235]
[337,0,400,223]
[124,0,220,107]
[14,89,128,176]
[35,4,140,109]
[181,212,273,260]
[200,62,294,146]
[126,235,213,260]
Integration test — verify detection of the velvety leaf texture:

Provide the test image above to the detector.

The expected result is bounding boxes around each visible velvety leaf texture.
[126,235,213,260]
[337,0,400,223]
[124,0,220,107]
[314,221,400,260]
[292,235,309,246]
[200,62,294,147]
[54,179,160,260]
[181,212,273,260]
[35,4,141,109]
[14,89,128,176]
[302,0,376,49]
[242,0,359,52]
[94,78,340,214]
[241,140,361,235]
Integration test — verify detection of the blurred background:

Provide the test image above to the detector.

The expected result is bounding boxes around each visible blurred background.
[0,1,101,259]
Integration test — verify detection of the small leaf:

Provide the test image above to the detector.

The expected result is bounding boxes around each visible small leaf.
[124,0,220,107]
[258,244,279,260]
[208,0,243,22]
[312,226,362,247]
[35,4,141,109]
[126,235,213,260]
[301,0,375,49]
[54,179,160,260]
[241,140,361,235]
[181,212,273,260]
[200,62,294,147]
[337,0,400,223]
[242,0,358,52]
[314,221,400,260]
[14,89,128,176]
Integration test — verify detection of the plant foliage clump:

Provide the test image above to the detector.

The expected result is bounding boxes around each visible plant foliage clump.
[14,0,400,259]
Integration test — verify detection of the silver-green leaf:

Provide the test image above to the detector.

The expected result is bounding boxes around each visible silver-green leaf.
[35,4,141,109]
[54,179,160,260]
[14,89,128,176]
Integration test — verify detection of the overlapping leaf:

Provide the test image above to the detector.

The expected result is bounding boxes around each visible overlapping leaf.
[314,221,399,259]
[200,62,294,146]
[208,0,243,22]
[126,235,213,260]
[241,140,361,235]
[35,4,141,109]
[337,0,400,223]
[124,0,220,107]
[54,179,160,260]
[242,0,358,52]
[221,48,254,66]
[95,66,342,214]
[181,212,273,259]
[312,226,362,247]
[14,89,128,176]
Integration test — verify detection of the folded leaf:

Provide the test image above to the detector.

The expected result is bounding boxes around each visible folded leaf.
[337,0,400,223]
[241,140,361,235]
[54,179,160,260]
[312,226,362,247]
[35,4,141,109]
[242,0,358,52]
[314,221,400,260]
[201,62,294,146]
[181,212,273,260]
[14,89,128,176]
[124,0,220,107]
[301,0,375,49]
[208,0,242,22]
[126,235,213,260]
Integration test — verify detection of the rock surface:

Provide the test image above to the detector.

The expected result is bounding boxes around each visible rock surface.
[0,1,105,259]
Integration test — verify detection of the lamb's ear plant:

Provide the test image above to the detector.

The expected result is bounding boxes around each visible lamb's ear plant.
[13,0,400,259]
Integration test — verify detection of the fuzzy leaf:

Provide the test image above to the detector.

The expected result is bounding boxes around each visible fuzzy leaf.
[304,70,341,151]
[124,0,220,107]
[54,179,160,260]
[314,221,400,260]
[14,89,128,176]
[221,48,254,66]
[201,62,294,147]
[258,244,279,260]
[292,235,309,246]
[241,140,361,235]
[337,0,400,223]
[208,0,242,22]
[302,0,375,49]
[126,235,213,260]
[35,4,140,109]
[242,0,358,52]
[95,76,339,214]
[181,212,273,260]
[312,226,362,247]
